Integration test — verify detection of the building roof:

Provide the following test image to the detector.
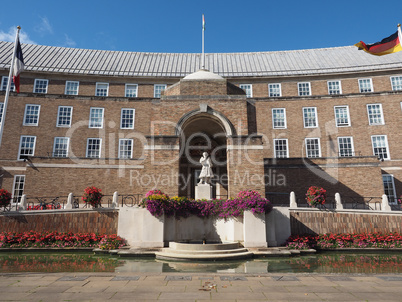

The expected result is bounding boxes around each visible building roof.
[1,41,402,78]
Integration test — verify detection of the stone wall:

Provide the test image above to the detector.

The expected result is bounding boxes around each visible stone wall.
[0,209,118,234]
[290,209,402,235]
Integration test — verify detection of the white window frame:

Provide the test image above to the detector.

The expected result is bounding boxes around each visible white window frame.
[95,82,109,97]
[239,84,253,98]
[382,174,397,204]
[33,79,49,94]
[18,135,36,160]
[125,84,138,98]
[268,83,282,97]
[53,137,70,158]
[272,108,287,129]
[154,84,167,98]
[89,107,104,129]
[274,139,289,158]
[1,76,15,91]
[371,135,390,160]
[327,80,342,95]
[120,108,135,129]
[358,78,373,93]
[305,138,321,158]
[56,106,73,128]
[12,175,25,203]
[23,104,41,126]
[337,136,354,157]
[390,76,402,91]
[298,82,311,96]
[118,138,134,159]
[367,104,385,125]
[334,105,351,127]
[65,81,79,95]
[303,107,318,128]
[0,102,3,124]
[86,138,102,158]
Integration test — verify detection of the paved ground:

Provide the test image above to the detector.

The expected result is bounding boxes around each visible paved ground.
[1,272,402,301]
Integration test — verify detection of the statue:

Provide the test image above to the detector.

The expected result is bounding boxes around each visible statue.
[198,152,213,185]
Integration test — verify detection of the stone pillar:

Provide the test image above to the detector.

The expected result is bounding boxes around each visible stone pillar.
[381,194,391,211]
[243,211,267,248]
[65,193,73,209]
[266,211,277,247]
[17,194,27,211]
[112,191,119,208]
[335,193,343,210]
[289,191,297,208]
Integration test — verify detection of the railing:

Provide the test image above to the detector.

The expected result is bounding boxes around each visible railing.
[120,194,143,207]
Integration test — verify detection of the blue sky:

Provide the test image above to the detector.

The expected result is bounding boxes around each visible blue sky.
[1,0,402,53]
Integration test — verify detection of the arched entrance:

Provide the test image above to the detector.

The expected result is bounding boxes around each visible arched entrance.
[177,108,234,198]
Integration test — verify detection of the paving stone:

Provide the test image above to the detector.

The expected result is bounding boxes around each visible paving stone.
[377,276,402,281]
[220,276,248,281]
[165,275,192,281]
[325,276,354,281]
[111,276,140,281]
[271,276,300,281]
[57,276,89,281]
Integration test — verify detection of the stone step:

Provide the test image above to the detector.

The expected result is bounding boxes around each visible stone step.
[159,247,249,255]
[155,250,253,261]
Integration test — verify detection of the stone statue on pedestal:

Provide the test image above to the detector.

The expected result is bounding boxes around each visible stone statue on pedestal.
[198,152,214,185]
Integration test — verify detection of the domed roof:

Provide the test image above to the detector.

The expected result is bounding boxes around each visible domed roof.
[183,69,224,81]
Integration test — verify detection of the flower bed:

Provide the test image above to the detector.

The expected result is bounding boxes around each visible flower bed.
[286,232,402,250]
[0,231,126,250]
[139,189,272,219]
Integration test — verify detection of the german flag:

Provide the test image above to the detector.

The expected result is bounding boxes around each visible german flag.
[355,29,402,56]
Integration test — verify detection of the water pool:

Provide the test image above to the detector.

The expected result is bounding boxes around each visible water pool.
[1,252,402,274]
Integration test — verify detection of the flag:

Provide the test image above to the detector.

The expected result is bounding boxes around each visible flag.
[12,37,24,93]
[202,14,205,31]
[355,29,402,56]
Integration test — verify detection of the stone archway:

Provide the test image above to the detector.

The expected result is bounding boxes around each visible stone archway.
[177,107,234,198]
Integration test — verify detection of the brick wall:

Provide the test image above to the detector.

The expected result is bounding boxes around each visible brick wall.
[290,210,402,234]
[0,209,118,234]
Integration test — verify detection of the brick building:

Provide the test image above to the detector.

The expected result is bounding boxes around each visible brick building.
[0,41,401,206]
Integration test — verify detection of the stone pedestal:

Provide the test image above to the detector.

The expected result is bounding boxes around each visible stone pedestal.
[195,184,212,200]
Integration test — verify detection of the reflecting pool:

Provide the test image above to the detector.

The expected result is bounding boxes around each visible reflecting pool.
[1,252,402,274]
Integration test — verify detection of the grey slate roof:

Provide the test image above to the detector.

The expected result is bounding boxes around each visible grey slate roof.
[1,41,402,78]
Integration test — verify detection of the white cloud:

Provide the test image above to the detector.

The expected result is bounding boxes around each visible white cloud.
[0,26,36,44]
[35,17,53,35]
[64,34,76,47]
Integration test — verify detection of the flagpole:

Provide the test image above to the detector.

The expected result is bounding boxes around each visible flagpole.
[0,26,21,148]
[201,14,205,69]
[398,24,402,46]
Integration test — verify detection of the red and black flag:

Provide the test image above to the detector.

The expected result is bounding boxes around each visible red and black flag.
[355,28,402,56]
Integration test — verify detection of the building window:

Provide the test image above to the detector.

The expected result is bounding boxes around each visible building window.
[272,108,287,129]
[65,81,79,95]
[0,103,3,124]
[367,104,384,125]
[95,83,109,96]
[125,84,138,97]
[119,139,133,159]
[239,84,252,98]
[334,106,350,127]
[274,139,288,158]
[57,106,73,127]
[338,137,354,157]
[23,104,41,126]
[53,137,69,158]
[382,175,397,204]
[268,83,281,97]
[89,107,104,128]
[390,76,402,91]
[303,107,318,128]
[18,136,36,160]
[154,84,166,98]
[1,76,15,91]
[33,79,48,94]
[328,80,342,95]
[305,138,321,158]
[121,108,135,129]
[12,175,25,203]
[298,82,311,96]
[371,135,390,160]
[86,138,102,158]
[358,78,373,93]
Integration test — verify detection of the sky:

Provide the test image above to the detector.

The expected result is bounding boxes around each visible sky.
[1,0,402,54]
